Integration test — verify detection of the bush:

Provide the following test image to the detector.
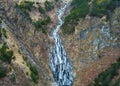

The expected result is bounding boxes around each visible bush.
[34,16,51,34]
[0,19,2,24]
[0,66,7,78]
[55,0,59,2]
[0,28,7,38]
[30,72,39,83]
[45,1,54,11]
[10,72,16,83]
[0,44,13,64]
[62,25,75,35]
[38,6,45,14]
[0,28,2,38]
[34,20,47,33]
[18,1,34,11]
[28,63,39,83]
[30,65,38,75]
[15,1,34,21]
[2,29,7,38]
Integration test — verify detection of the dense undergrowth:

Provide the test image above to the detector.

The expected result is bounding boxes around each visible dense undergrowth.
[62,0,120,35]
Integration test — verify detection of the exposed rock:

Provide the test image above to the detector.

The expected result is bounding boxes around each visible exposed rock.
[61,7,120,86]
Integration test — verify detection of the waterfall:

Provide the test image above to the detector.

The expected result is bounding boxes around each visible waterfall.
[49,0,73,86]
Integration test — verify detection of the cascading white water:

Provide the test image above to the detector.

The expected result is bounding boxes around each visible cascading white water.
[49,0,73,86]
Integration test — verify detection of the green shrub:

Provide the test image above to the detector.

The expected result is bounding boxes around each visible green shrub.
[55,0,59,2]
[18,1,34,11]
[5,51,13,64]
[22,56,27,61]
[2,29,7,38]
[0,66,7,78]
[0,28,7,38]
[62,25,75,35]
[28,63,39,83]
[15,1,34,21]
[45,1,54,11]
[30,72,39,83]
[38,6,45,14]
[30,65,38,75]
[0,44,13,64]
[10,72,16,83]
[0,19,2,24]
[34,16,51,34]
[26,72,29,75]
[0,28,2,38]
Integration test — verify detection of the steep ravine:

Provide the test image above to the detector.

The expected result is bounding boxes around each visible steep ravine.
[0,0,120,86]
[49,0,74,86]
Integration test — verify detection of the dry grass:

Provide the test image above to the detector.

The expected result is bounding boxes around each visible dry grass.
[4,24,31,76]
[73,47,120,86]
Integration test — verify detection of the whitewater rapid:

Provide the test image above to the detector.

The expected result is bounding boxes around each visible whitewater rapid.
[49,0,73,86]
